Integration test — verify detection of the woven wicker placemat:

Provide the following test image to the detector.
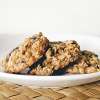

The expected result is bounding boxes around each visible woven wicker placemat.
[0,81,100,100]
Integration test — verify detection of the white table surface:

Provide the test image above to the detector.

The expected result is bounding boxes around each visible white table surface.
[0,0,100,36]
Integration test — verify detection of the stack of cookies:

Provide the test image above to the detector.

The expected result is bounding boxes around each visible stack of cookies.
[1,32,100,75]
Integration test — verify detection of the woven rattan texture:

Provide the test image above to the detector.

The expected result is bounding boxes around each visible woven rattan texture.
[0,81,100,100]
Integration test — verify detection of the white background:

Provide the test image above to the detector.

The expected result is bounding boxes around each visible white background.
[0,0,100,36]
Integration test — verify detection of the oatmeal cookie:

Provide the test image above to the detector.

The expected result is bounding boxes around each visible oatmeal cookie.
[1,32,49,73]
[30,40,80,75]
[67,50,100,74]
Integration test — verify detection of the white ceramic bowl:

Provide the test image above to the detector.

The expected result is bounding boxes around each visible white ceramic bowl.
[0,33,100,87]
